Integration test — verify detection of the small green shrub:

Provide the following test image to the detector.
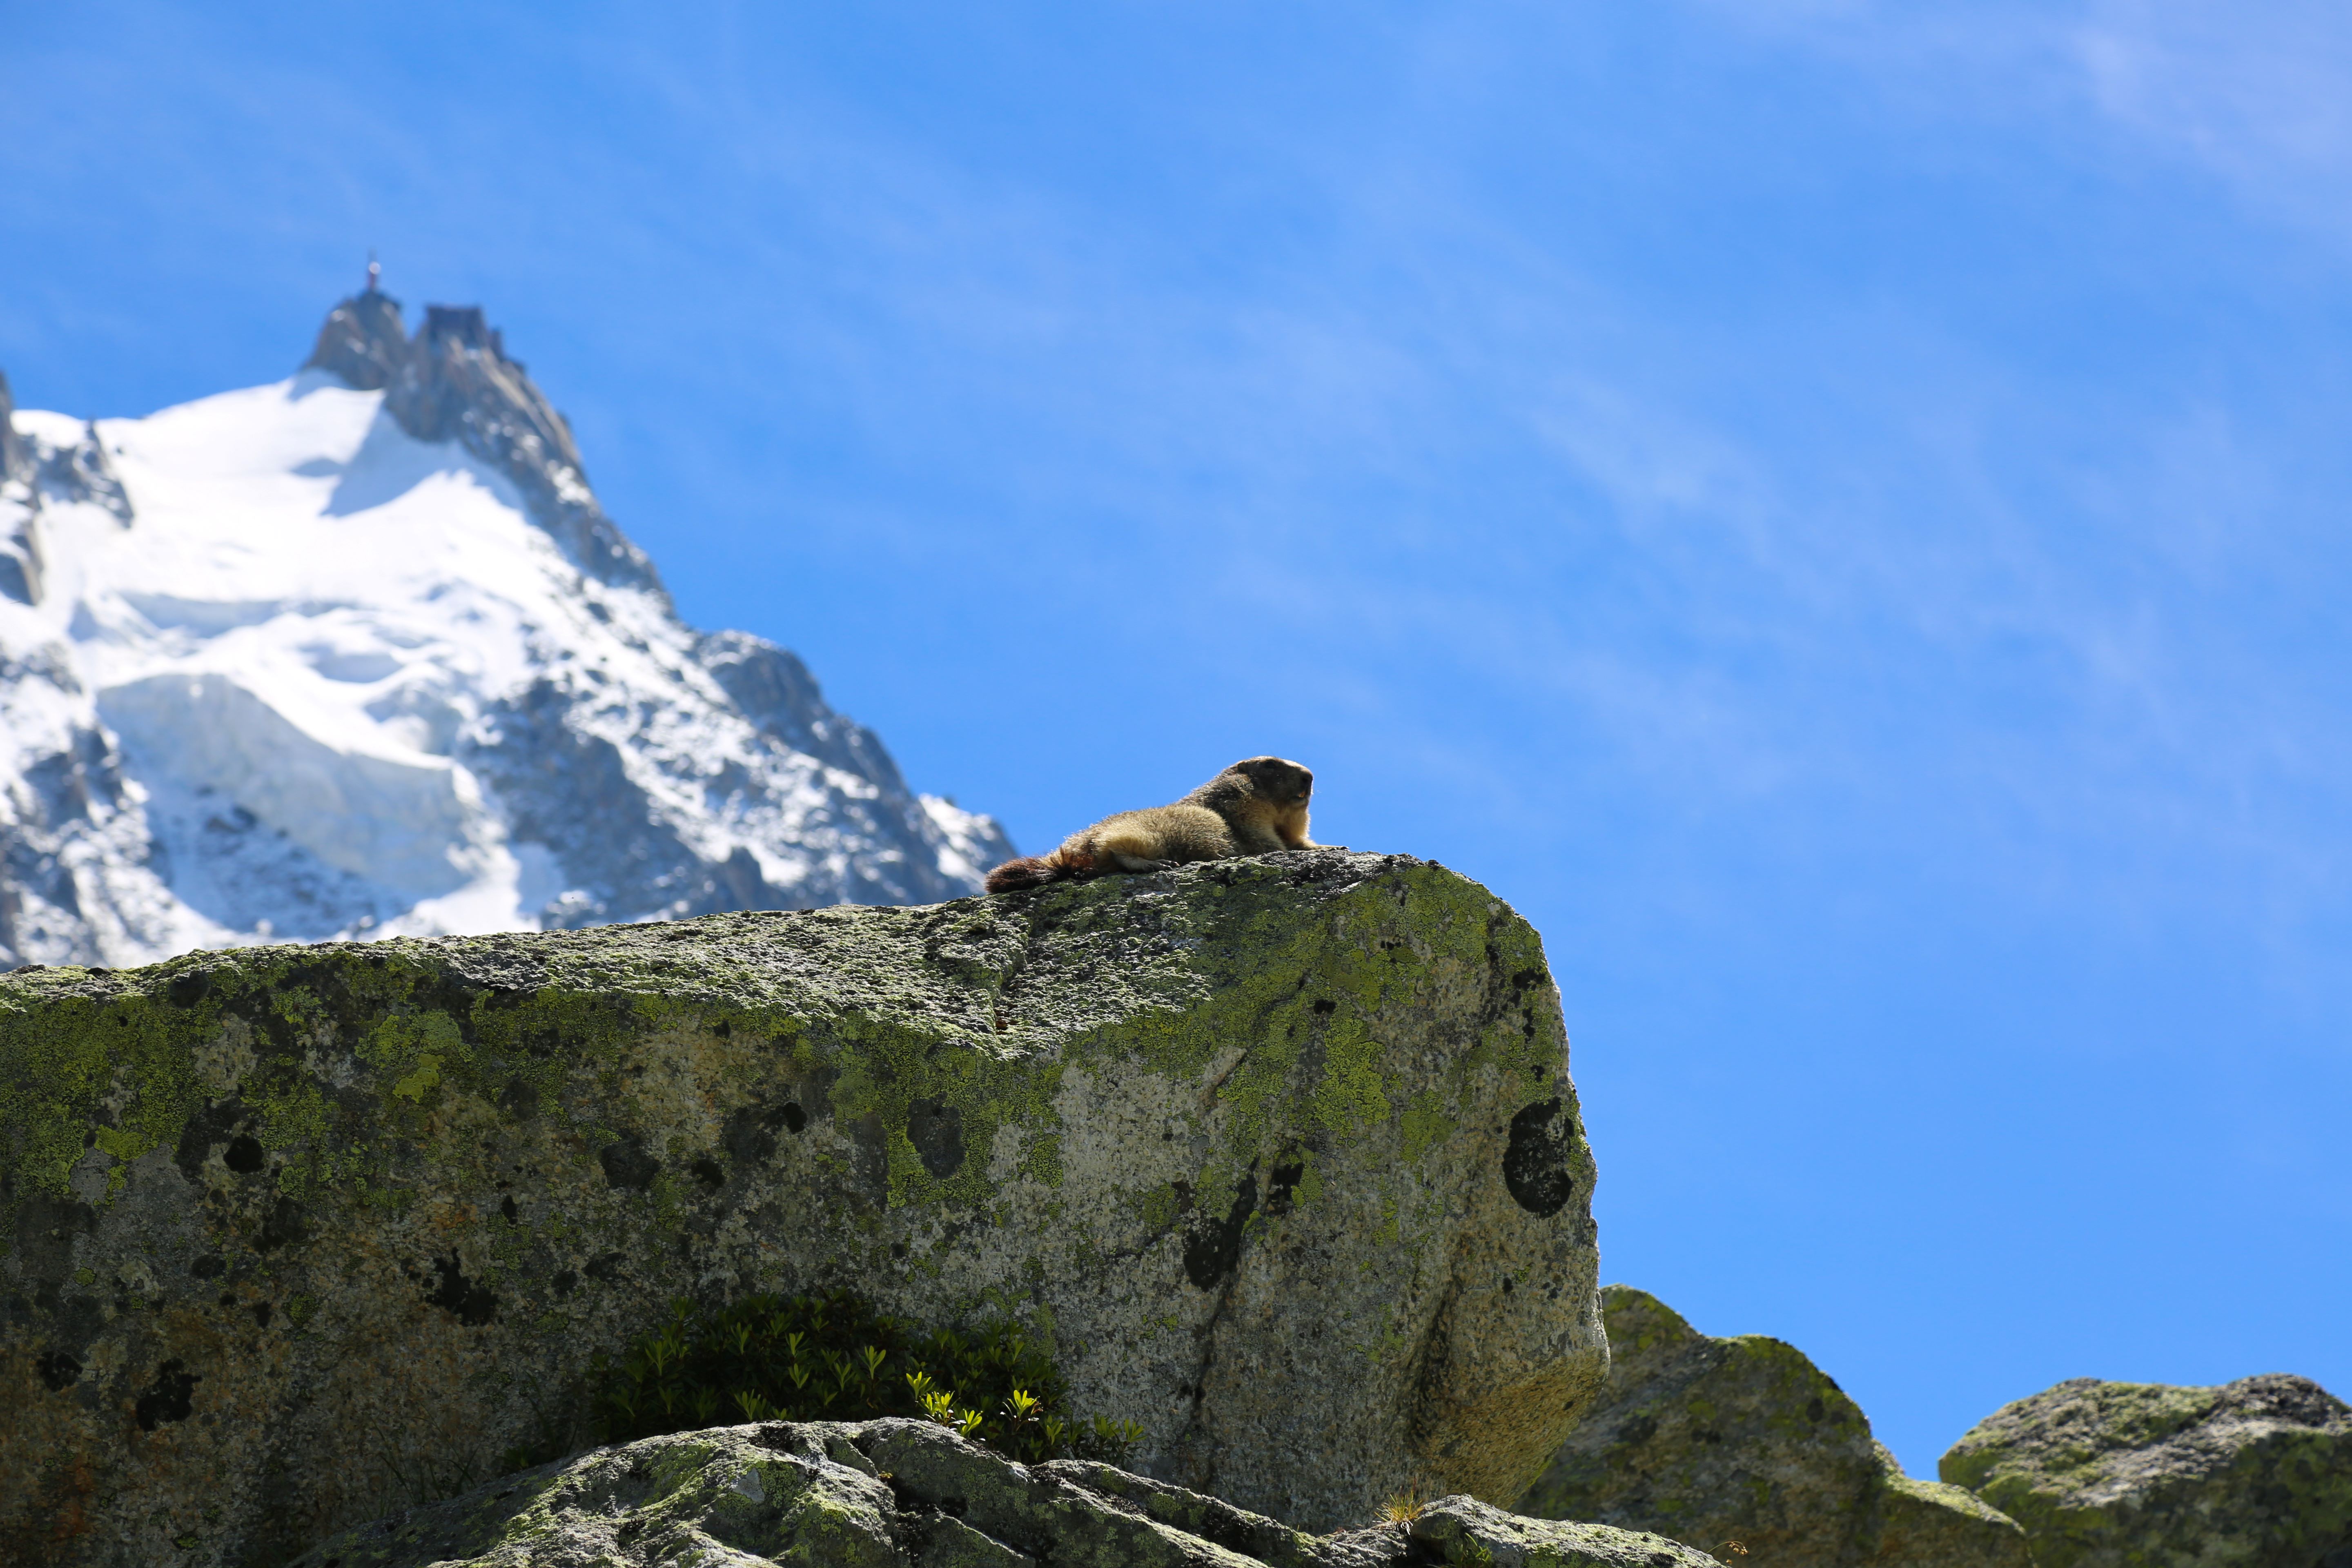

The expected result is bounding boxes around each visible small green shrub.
[588,1288,1145,1465]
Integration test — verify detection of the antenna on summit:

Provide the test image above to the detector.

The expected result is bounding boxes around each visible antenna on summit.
[365,250,382,295]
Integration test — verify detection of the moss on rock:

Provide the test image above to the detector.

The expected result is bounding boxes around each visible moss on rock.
[1,849,1604,1565]
[1515,1285,2029,1568]
[1939,1373,2352,1567]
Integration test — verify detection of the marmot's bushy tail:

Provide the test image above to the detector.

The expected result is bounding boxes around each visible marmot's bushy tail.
[984,849,1095,894]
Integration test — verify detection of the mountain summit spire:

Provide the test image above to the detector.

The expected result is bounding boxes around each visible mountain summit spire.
[0,300,1013,969]
[302,290,663,598]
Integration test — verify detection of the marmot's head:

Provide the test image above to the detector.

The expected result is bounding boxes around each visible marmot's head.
[1227,756,1313,804]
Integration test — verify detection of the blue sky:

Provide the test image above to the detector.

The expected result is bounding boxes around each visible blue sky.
[5,1,2349,1476]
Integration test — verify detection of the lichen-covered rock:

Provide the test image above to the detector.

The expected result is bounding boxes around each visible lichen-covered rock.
[0,849,1605,1565]
[1516,1286,2027,1567]
[1939,1373,2352,1568]
[285,1418,1722,1568]
[1870,1466,2031,1568]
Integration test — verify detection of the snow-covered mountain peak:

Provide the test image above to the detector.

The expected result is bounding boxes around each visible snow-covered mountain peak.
[0,291,1011,968]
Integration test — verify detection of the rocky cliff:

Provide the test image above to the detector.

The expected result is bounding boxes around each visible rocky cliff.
[0,851,1606,1565]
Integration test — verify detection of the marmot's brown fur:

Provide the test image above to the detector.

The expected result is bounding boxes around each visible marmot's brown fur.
[984,756,1319,894]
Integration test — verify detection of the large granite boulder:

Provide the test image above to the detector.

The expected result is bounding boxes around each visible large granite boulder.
[287,1417,1722,1568]
[0,849,1606,1566]
[1940,1373,2352,1567]
[1517,1286,2026,1567]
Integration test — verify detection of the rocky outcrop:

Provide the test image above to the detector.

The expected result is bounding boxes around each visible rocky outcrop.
[33,421,134,527]
[0,370,39,608]
[1517,1286,2027,1568]
[0,851,1606,1566]
[1940,1374,2352,1568]
[0,370,27,482]
[288,1418,1720,1568]
[695,630,915,795]
[305,287,659,596]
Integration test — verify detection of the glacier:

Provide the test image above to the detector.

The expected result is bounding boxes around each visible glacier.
[0,287,1013,968]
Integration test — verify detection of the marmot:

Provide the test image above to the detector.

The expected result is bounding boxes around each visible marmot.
[985,756,1320,894]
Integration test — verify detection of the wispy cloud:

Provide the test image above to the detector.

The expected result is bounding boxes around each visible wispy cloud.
[1690,0,2352,243]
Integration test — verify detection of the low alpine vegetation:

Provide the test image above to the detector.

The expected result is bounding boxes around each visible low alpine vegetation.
[589,1288,1144,1464]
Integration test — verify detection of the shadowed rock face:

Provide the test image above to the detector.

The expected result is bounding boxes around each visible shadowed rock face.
[1517,1286,2028,1568]
[1940,1373,2352,1568]
[286,1419,1722,1568]
[0,851,1606,1566]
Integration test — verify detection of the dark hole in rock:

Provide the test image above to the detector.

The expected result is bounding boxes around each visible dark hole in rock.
[1264,1162,1305,1216]
[36,1350,81,1391]
[252,1302,272,1329]
[723,1104,781,1164]
[172,1098,248,1178]
[691,1157,725,1190]
[218,1292,236,1309]
[501,1195,519,1223]
[223,1135,266,1174]
[134,1359,199,1430]
[906,1099,965,1180]
[1502,1098,1575,1218]
[189,1254,225,1279]
[782,1102,807,1134]
[425,1251,499,1326]
[1183,1171,1260,1290]
[256,1196,308,1251]
[599,1134,659,1192]
[1312,999,1336,1014]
